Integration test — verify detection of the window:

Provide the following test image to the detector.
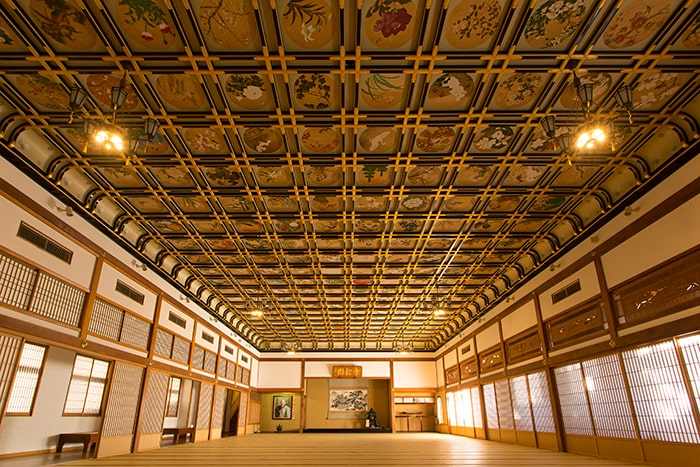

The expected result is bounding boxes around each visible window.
[64,355,109,415]
[168,312,186,328]
[554,363,594,435]
[6,343,47,415]
[201,331,214,344]
[17,222,73,263]
[622,341,700,444]
[115,280,145,305]
[552,279,581,304]
[165,376,182,417]
[527,371,555,433]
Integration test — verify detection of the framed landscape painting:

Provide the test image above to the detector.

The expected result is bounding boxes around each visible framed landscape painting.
[329,389,368,412]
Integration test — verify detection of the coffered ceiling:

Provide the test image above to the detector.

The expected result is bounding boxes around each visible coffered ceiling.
[0,0,699,352]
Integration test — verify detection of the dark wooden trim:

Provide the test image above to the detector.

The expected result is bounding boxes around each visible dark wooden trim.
[80,255,104,341]
[593,252,618,343]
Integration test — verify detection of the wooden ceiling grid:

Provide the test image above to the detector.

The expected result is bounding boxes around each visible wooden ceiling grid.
[0,0,698,351]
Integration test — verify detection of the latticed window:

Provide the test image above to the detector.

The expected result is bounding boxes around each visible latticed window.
[165,376,181,417]
[554,363,594,436]
[483,382,498,429]
[6,343,47,415]
[527,371,555,433]
[581,353,637,439]
[622,340,700,444]
[64,355,109,415]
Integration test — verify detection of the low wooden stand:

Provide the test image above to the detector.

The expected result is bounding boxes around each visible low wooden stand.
[162,427,195,445]
[55,432,99,458]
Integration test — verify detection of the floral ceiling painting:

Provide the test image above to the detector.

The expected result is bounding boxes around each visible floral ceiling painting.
[0,0,698,352]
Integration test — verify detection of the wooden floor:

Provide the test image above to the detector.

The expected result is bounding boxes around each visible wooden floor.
[40,433,654,467]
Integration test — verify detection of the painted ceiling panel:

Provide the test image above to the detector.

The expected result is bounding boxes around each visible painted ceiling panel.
[0,0,698,352]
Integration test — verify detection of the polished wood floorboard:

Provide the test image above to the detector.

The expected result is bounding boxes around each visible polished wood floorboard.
[38,433,653,467]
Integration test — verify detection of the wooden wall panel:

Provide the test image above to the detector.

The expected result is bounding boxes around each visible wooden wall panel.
[505,328,541,365]
[211,385,225,439]
[478,345,504,374]
[611,247,700,328]
[459,357,477,381]
[139,370,168,435]
[0,333,22,428]
[545,301,607,350]
[98,362,144,458]
[445,364,459,385]
[195,382,213,442]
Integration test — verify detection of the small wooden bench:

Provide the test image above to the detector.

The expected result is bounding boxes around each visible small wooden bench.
[56,432,99,458]
[162,426,195,445]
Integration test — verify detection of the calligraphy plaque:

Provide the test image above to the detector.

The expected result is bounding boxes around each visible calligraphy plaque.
[332,365,363,378]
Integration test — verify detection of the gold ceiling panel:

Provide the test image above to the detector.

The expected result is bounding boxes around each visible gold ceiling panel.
[0,0,699,352]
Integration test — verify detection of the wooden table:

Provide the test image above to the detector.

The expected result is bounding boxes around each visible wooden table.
[56,432,98,458]
[163,427,195,444]
[396,412,423,432]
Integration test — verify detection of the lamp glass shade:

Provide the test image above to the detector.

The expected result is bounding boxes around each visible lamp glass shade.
[69,86,87,110]
[541,115,557,137]
[556,133,572,153]
[83,119,96,137]
[615,84,634,110]
[144,118,160,138]
[576,83,594,111]
[128,137,141,155]
[110,86,128,110]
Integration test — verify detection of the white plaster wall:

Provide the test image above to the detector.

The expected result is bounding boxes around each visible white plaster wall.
[257,361,302,388]
[157,301,194,339]
[194,322,219,353]
[0,346,101,455]
[250,357,259,389]
[442,349,458,369]
[457,340,474,361]
[238,351,252,369]
[539,262,601,321]
[500,300,538,340]
[436,358,445,387]
[602,194,700,287]
[303,361,391,378]
[392,361,437,388]
[475,323,500,351]
[0,195,96,288]
[95,263,157,320]
[221,338,238,360]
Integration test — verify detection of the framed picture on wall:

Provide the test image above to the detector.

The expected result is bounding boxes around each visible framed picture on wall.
[272,395,292,420]
[329,389,368,412]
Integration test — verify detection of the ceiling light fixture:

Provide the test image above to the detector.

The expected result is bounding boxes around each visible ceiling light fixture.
[394,342,413,355]
[68,74,160,161]
[282,342,300,355]
[247,283,268,318]
[429,285,451,317]
[540,64,634,163]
